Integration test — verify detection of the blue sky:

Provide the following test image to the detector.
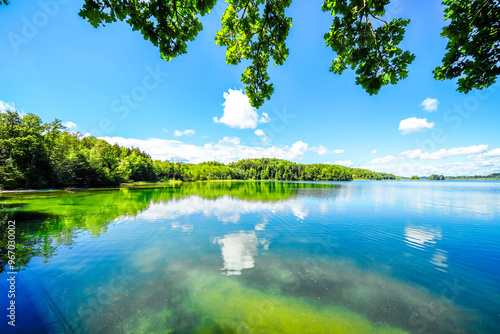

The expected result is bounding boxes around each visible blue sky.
[1,0,499,176]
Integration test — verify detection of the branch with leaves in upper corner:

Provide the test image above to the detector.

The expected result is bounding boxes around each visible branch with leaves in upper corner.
[434,0,500,93]
[322,0,415,95]
[78,0,218,61]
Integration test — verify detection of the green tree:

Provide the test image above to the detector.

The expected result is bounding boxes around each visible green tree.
[260,167,269,180]
[322,0,414,94]
[0,112,51,188]
[433,0,500,92]
[79,0,217,62]
[126,153,156,182]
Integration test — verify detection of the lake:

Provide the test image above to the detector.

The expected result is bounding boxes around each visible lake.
[1,181,499,333]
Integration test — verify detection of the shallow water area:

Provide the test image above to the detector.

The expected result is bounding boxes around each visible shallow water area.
[0,181,499,333]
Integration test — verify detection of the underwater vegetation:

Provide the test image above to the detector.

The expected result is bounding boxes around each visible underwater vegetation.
[184,269,408,334]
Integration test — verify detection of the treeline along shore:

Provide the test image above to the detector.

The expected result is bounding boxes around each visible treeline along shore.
[0,111,399,190]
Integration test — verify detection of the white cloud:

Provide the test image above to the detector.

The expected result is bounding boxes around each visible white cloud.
[254,129,268,141]
[324,161,331,165]
[309,146,344,155]
[0,100,15,112]
[484,148,500,157]
[399,117,435,135]
[400,149,423,159]
[290,141,308,159]
[219,137,240,145]
[213,89,270,129]
[467,148,500,162]
[258,112,270,123]
[173,129,195,137]
[62,121,78,129]
[420,98,439,112]
[371,149,378,154]
[254,129,265,136]
[360,158,500,178]
[370,155,399,164]
[335,160,354,167]
[361,146,499,177]
[401,145,488,160]
[311,145,328,155]
[100,136,310,163]
[162,128,168,133]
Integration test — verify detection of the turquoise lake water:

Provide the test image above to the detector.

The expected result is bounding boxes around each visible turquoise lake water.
[0,181,499,333]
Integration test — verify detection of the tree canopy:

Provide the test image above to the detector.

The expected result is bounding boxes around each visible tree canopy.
[322,0,414,95]
[2,0,499,107]
[433,0,500,93]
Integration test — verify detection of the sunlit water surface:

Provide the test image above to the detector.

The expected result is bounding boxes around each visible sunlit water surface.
[0,181,499,333]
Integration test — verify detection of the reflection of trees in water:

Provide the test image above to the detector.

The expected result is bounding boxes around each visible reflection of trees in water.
[0,207,73,274]
[0,182,339,273]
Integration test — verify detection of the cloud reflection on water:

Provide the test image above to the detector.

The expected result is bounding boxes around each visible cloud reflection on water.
[216,232,258,275]
[404,224,448,272]
[404,225,442,250]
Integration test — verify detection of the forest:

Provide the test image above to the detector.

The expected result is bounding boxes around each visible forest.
[0,111,396,190]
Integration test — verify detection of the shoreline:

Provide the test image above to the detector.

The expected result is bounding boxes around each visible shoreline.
[1,178,499,194]
[0,181,179,194]
[0,180,273,194]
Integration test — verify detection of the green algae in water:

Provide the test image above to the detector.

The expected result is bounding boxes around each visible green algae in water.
[184,270,408,334]
[120,309,174,334]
